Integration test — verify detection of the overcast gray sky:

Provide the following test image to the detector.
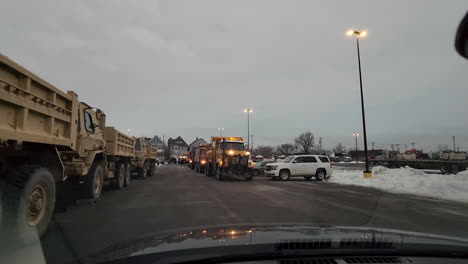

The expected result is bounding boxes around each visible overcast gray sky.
[2,0,467,151]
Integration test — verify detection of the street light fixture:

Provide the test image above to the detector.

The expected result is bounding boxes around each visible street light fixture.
[127,128,131,136]
[218,127,224,137]
[353,133,359,152]
[243,108,253,151]
[347,29,372,178]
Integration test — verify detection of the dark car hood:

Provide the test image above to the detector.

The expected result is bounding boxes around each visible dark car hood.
[89,224,468,263]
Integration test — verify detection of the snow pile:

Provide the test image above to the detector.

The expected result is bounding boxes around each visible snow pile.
[329,166,468,202]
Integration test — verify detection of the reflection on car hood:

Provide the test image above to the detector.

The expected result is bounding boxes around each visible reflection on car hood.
[88,224,468,263]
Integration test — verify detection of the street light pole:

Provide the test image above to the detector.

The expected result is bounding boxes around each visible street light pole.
[347,29,371,178]
[244,109,253,150]
[353,133,359,151]
[218,128,224,137]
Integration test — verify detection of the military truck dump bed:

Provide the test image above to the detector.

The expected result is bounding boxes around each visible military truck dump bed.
[147,145,157,160]
[103,127,134,157]
[0,53,78,148]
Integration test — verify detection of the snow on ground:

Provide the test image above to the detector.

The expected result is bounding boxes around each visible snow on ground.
[329,166,468,203]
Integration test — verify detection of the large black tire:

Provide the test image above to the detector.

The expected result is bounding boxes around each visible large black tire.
[315,169,326,181]
[82,162,104,199]
[111,163,125,190]
[1,166,56,241]
[440,165,449,174]
[279,170,290,181]
[124,163,131,187]
[252,169,259,177]
[215,167,222,181]
[148,161,156,177]
[138,164,148,179]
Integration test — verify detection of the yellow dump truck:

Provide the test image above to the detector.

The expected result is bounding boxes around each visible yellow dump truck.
[205,137,253,181]
[193,143,208,173]
[132,137,157,178]
[0,53,134,237]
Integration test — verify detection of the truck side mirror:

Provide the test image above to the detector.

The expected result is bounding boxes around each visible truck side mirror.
[456,11,468,59]
[97,111,106,130]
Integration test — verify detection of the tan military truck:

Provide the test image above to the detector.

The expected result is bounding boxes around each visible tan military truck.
[0,53,133,238]
[132,137,157,178]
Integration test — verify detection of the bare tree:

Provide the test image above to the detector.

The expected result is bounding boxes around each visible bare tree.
[276,143,295,155]
[294,131,315,154]
[437,144,449,152]
[333,143,346,153]
[255,145,275,158]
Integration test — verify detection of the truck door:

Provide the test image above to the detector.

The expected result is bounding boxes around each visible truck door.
[76,106,105,159]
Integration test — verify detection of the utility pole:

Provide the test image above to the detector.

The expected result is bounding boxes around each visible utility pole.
[411,142,415,149]
[250,134,254,152]
[371,142,375,150]
[318,137,322,154]
[452,136,456,152]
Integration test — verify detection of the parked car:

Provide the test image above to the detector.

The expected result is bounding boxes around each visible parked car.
[251,160,275,176]
[265,155,332,181]
[168,157,177,164]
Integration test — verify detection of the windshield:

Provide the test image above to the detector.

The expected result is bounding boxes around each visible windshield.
[220,142,244,151]
[135,139,142,151]
[2,1,468,264]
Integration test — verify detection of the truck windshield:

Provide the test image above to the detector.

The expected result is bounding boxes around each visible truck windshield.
[135,139,142,150]
[220,142,244,151]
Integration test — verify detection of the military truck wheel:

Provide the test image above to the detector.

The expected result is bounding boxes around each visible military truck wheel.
[215,167,223,181]
[83,162,104,199]
[111,163,125,190]
[252,169,259,177]
[2,166,56,241]
[137,167,147,179]
[124,163,131,186]
[148,162,156,177]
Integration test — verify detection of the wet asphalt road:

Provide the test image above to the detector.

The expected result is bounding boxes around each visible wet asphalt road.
[41,164,468,264]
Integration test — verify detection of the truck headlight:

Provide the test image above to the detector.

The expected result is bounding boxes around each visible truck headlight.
[201,160,206,164]
[245,151,251,156]
[228,150,235,155]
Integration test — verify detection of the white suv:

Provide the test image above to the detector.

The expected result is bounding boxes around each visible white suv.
[265,155,332,181]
